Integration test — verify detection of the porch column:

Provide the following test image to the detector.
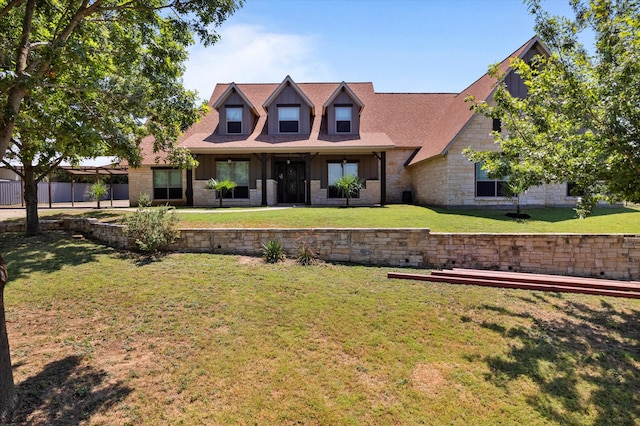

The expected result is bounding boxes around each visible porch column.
[380,151,386,205]
[261,153,267,206]
[305,153,311,205]
[186,169,193,206]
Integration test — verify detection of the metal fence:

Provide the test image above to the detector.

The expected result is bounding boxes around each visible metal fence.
[0,181,129,205]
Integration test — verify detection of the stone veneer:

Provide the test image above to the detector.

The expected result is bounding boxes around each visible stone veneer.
[3,219,639,280]
[412,113,581,207]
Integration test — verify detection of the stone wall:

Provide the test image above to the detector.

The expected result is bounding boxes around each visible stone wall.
[3,219,638,280]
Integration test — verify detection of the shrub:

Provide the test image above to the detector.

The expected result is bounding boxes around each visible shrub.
[261,239,285,263]
[137,193,152,208]
[122,201,180,254]
[296,241,316,265]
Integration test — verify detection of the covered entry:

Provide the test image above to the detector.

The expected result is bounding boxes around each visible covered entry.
[276,161,305,204]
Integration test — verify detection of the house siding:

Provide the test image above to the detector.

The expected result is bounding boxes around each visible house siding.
[326,91,361,135]
[266,86,312,135]
[218,92,254,136]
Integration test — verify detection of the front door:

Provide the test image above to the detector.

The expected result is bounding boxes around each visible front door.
[277,162,305,204]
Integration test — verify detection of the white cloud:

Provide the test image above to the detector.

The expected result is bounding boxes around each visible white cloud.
[183,24,334,101]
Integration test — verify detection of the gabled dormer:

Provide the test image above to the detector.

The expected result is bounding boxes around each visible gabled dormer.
[323,82,365,135]
[213,83,259,136]
[262,76,315,135]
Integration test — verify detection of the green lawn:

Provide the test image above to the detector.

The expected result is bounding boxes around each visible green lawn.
[2,232,640,425]
[173,205,640,233]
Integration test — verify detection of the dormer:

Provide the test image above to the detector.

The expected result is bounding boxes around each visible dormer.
[323,82,364,135]
[212,83,259,136]
[262,76,315,135]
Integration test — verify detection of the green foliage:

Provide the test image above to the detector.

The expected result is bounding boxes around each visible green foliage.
[0,0,242,235]
[88,180,108,208]
[205,178,238,207]
[261,239,285,263]
[466,0,640,216]
[137,193,152,208]
[331,174,364,206]
[122,204,180,254]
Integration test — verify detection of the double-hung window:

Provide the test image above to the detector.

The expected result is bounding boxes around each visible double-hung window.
[335,105,352,133]
[153,169,182,200]
[328,161,359,198]
[216,160,250,198]
[226,106,243,134]
[475,162,506,197]
[278,106,300,133]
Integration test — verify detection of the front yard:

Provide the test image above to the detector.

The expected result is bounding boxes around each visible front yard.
[2,232,640,425]
[28,204,640,233]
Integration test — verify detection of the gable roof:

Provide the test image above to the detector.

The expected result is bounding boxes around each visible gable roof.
[138,37,547,167]
[211,82,259,116]
[262,75,315,115]
[407,35,548,166]
[323,82,365,114]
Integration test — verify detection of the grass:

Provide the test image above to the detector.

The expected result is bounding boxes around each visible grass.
[174,204,640,233]
[6,204,640,233]
[2,232,640,424]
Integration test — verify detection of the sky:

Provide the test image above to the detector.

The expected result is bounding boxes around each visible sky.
[182,0,578,101]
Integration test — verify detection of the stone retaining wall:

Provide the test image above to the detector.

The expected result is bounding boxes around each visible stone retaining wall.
[2,219,639,280]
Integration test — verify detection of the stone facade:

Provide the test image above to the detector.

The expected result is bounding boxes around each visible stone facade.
[5,219,638,280]
[413,113,581,208]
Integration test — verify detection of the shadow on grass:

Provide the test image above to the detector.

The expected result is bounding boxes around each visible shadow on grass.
[477,299,640,425]
[431,206,638,224]
[10,355,132,425]
[0,232,114,281]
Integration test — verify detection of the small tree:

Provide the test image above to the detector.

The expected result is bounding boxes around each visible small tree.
[88,180,109,209]
[332,174,363,207]
[205,178,237,207]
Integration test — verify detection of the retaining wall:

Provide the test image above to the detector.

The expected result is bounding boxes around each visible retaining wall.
[2,218,639,280]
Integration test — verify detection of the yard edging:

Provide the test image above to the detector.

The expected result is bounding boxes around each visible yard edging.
[2,218,639,280]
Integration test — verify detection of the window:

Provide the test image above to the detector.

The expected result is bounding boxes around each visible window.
[492,118,502,133]
[475,162,506,197]
[216,160,250,198]
[335,106,352,133]
[278,106,300,133]
[226,106,242,134]
[328,161,359,198]
[567,182,584,197]
[153,169,182,200]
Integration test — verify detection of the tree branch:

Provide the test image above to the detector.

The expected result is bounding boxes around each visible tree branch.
[0,0,26,20]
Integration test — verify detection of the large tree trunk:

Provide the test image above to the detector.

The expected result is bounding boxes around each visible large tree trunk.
[23,164,40,236]
[0,255,17,422]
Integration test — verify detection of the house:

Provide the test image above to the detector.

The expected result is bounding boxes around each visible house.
[129,36,576,208]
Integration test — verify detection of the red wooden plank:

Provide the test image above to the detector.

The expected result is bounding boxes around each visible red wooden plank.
[387,271,640,299]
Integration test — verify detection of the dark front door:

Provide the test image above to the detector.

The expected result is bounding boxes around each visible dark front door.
[277,162,305,204]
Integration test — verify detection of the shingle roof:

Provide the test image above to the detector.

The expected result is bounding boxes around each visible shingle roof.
[139,36,545,167]
[407,35,544,166]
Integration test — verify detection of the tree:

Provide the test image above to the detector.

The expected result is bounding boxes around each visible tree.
[332,174,363,207]
[88,180,108,209]
[465,0,640,217]
[1,0,242,235]
[0,255,15,422]
[0,0,242,419]
[205,178,237,207]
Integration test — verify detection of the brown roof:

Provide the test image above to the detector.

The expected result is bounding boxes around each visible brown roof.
[140,36,545,167]
[408,35,545,166]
